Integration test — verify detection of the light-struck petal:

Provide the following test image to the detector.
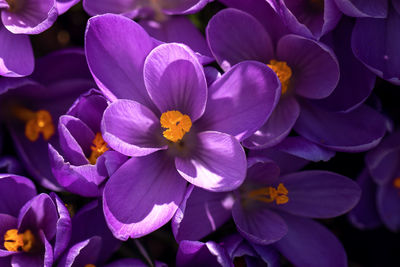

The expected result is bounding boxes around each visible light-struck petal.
[56,0,80,15]
[0,24,34,77]
[172,185,234,242]
[274,213,347,267]
[144,43,207,121]
[243,96,300,149]
[294,102,387,152]
[197,61,280,141]
[0,174,36,217]
[276,171,361,218]
[206,8,274,71]
[334,0,388,18]
[101,99,167,157]
[175,131,246,192]
[232,201,288,245]
[56,237,101,267]
[1,0,58,34]
[277,34,339,99]
[85,14,156,107]
[103,153,187,240]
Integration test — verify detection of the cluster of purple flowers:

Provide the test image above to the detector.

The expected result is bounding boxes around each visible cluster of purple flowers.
[0,0,398,266]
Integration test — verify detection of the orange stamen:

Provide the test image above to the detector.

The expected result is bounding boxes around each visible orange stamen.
[13,107,55,142]
[267,60,292,95]
[88,133,109,165]
[4,229,35,252]
[247,183,289,205]
[393,177,400,189]
[85,265,96,267]
[160,110,192,143]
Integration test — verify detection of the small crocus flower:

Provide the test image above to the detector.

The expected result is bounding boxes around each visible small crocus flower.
[85,14,280,239]
[0,174,71,267]
[207,8,387,152]
[172,159,360,266]
[350,131,400,231]
[0,49,96,191]
[48,90,128,197]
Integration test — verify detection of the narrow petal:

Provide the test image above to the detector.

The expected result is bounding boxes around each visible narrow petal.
[101,99,167,157]
[162,0,210,15]
[172,185,234,242]
[274,214,347,267]
[243,96,300,149]
[348,169,382,229]
[232,202,288,245]
[0,24,34,77]
[377,180,400,231]
[0,175,36,217]
[85,14,156,106]
[294,102,387,152]
[56,237,101,267]
[334,0,388,18]
[175,131,246,192]
[144,43,207,121]
[276,171,361,218]
[197,61,280,141]
[206,8,274,71]
[103,153,187,240]
[2,0,58,34]
[277,34,339,99]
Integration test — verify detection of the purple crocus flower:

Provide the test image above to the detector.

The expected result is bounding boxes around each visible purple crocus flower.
[57,200,121,266]
[335,0,400,84]
[85,14,280,239]
[49,90,128,197]
[350,131,400,231]
[173,159,360,266]
[207,8,387,152]
[0,49,96,191]
[0,174,71,267]
[0,0,79,77]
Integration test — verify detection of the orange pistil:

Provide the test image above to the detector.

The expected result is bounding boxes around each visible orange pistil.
[13,107,55,142]
[160,110,192,143]
[267,60,292,95]
[4,229,35,252]
[247,183,289,205]
[88,133,109,165]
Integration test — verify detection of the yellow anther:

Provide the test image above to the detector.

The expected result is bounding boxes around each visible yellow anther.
[267,60,292,95]
[13,107,55,142]
[393,177,400,189]
[88,133,109,165]
[4,229,35,252]
[160,110,192,143]
[247,183,289,205]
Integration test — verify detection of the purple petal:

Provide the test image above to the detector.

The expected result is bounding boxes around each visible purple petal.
[203,66,221,86]
[334,0,388,18]
[243,96,300,149]
[144,43,207,121]
[348,169,382,229]
[0,156,24,174]
[351,7,400,85]
[176,240,233,267]
[18,194,58,241]
[162,0,210,15]
[277,34,339,99]
[175,131,246,192]
[172,185,234,242]
[0,24,34,77]
[1,0,58,34]
[377,179,400,231]
[103,153,187,240]
[0,174,36,216]
[50,192,72,261]
[206,8,274,71]
[85,14,156,107]
[274,213,347,267]
[294,102,387,152]
[102,99,167,157]
[276,171,361,218]
[83,0,138,16]
[57,237,101,267]
[56,0,80,15]
[232,201,288,245]
[197,61,280,141]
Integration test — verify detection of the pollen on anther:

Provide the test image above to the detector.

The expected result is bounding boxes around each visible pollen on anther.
[267,60,292,95]
[160,110,192,143]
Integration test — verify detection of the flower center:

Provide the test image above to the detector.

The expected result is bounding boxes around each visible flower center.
[85,265,96,267]
[267,60,292,95]
[160,110,192,143]
[393,177,400,190]
[246,183,289,205]
[13,107,55,142]
[88,132,109,165]
[4,229,35,252]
